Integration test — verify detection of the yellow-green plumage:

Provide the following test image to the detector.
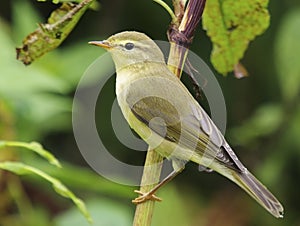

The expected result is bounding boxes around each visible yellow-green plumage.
[89,31,284,218]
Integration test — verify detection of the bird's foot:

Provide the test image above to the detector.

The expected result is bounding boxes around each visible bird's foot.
[132,190,162,204]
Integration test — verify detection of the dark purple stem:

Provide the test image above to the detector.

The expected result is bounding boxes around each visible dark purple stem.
[168,0,206,48]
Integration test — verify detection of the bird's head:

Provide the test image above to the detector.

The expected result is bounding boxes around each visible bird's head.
[89,31,165,70]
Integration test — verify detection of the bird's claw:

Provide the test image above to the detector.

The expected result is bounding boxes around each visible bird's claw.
[132,190,162,204]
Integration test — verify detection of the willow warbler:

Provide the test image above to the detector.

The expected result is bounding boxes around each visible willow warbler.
[89,31,284,218]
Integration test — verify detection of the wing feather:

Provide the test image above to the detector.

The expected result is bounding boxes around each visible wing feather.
[130,94,244,171]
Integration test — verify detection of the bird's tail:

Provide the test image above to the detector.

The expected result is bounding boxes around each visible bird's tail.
[229,169,284,218]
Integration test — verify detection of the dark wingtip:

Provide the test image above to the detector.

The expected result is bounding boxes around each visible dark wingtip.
[236,171,284,218]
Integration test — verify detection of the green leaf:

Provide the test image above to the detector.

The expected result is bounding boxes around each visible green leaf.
[16,0,94,65]
[0,141,61,168]
[0,161,92,224]
[27,160,134,198]
[202,0,270,75]
[275,9,300,101]
[0,15,100,140]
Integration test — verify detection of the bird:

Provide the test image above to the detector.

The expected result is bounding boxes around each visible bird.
[89,31,284,218]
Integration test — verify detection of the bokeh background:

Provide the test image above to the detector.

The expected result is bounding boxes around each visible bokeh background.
[1,0,300,225]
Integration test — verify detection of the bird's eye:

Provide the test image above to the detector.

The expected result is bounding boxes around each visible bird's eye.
[124,42,134,50]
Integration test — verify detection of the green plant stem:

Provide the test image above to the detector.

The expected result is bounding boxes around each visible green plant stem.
[153,0,177,23]
[132,149,163,226]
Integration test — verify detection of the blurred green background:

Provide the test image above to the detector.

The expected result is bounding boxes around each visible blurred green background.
[0,0,300,225]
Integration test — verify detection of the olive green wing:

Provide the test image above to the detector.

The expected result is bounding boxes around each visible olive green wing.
[129,95,244,171]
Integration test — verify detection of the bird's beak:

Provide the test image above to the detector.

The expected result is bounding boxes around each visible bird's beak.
[88,40,112,49]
